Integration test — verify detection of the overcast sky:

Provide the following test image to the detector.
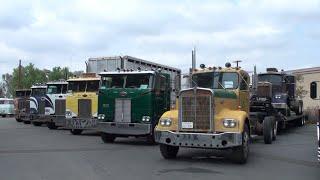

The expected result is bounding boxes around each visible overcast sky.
[0,0,319,74]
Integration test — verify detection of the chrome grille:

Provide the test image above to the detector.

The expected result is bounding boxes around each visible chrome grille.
[78,99,92,118]
[55,99,66,116]
[38,99,45,114]
[179,88,213,132]
[25,100,30,113]
[114,99,131,123]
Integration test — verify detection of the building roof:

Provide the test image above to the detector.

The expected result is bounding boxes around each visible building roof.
[286,66,320,75]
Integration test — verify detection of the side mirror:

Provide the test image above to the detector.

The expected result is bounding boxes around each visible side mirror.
[310,81,318,99]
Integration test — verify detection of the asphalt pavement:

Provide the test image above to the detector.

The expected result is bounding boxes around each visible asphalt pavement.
[0,117,319,180]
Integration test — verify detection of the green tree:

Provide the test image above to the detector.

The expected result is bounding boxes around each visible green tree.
[48,67,73,81]
[8,63,48,97]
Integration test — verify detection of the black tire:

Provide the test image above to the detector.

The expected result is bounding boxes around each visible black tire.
[160,144,179,159]
[230,124,250,164]
[32,122,42,126]
[101,133,116,143]
[23,121,31,124]
[2,115,6,118]
[16,118,22,122]
[295,116,305,127]
[47,122,58,130]
[263,117,274,144]
[70,129,83,135]
[272,121,278,141]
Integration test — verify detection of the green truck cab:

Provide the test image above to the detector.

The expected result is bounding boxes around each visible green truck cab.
[97,70,179,143]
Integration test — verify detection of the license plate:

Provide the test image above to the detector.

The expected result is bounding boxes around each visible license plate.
[182,122,193,129]
[67,119,97,129]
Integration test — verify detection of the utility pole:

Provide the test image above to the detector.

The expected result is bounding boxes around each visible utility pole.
[18,60,22,89]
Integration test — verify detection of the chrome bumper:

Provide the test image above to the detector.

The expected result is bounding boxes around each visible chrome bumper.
[272,103,287,109]
[155,130,243,149]
[65,118,97,130]
[98,122,152,136]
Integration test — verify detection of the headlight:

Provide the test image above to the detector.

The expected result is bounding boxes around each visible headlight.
[65,111,72,118]
[160,118,172,127]
[142,116,150,122]
[275,95,282,99]
[98,114,105,120]
[223,119,237,128]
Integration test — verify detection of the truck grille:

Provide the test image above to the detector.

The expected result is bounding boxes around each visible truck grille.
[25,100,30,113]
[55,99,66,116]
[18,99,24,110]
[179,88,213,132]
[38,100,45,114]
[257,82,272,97]
[78,99,92,118]
[114,98,131,123]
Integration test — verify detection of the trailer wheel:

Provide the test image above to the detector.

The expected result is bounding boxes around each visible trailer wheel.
[263,117,274,144]
[230,124,249,164]
[70,129,83,135]
[47,122,58,130]
[101,133,115,143]
[160,144,179,159]
[32,122,42,126]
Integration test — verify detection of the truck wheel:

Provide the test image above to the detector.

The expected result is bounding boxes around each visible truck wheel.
[101,133,116,143]
[2,115,6,118]
[23,121,31,124]
[160,144,179,159]
[295,116,305,127]
[47,122,58,130]
[263,117,274,144]
[230,124,249,164]
[16,118,22,122]
[70,129,83,135]
[272,121,278,141]
[32,122,42,126]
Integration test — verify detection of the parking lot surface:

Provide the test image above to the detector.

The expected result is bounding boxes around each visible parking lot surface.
[0,118,319,180]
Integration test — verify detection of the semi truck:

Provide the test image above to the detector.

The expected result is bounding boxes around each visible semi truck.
[155,63,251,164]
[23,84,47,125]
[45,80,68,129]
[250,68,305,144]
[90,56,181,143]
[14,89,31,122]
[65,73,100,135]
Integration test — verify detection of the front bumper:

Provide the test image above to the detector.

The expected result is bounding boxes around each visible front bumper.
[155,130,243,149]
[51,115,66,127]
[65,118,97,130]
[272,103,287,109]
[31,114,49,123]
[98,122,152,136]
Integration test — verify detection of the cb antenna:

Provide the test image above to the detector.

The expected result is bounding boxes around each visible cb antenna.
[233,60,242,68]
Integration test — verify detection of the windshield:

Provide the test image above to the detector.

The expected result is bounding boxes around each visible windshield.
[258,74,282,86]
[0,100,14,104]
[192,72,239,89]
[68,80,99,92]
[101,74,154,89]
[16,91,29,97]
[31,88,46,96]
[47,84,67,94]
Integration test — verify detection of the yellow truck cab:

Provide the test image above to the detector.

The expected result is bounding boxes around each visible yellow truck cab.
[65,73,100,135]
[155,63,251,164]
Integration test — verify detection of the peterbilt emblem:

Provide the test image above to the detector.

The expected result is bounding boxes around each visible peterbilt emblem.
[119,91,127,97]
